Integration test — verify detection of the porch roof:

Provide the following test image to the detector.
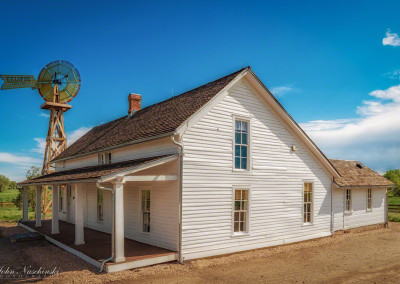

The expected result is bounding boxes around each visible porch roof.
[330,159,394,188]
[18,154,177,186]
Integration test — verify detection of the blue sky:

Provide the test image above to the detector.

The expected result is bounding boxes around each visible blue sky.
[1,1,400,181]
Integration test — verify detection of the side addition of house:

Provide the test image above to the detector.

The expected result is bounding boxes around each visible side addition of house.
[18,67,394,272]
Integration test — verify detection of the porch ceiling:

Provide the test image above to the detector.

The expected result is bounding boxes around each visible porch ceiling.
[18,154,177,186]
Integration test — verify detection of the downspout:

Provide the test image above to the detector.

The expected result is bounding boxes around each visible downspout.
[171,133,184,264]
[385,188,389,228]
[96,181,115,272]
[330,180,333,235]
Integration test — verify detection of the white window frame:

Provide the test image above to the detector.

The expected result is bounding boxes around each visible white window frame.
[345,189,352,213]
[231,186,251,236]
[97,188,104,222]
[367,188,372,212]
[232,115,251,172]
[140,186,151,234]
[302,181,314,225]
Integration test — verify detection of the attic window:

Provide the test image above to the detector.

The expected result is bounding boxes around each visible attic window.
[356,163,364,169]
[98,152,112,165]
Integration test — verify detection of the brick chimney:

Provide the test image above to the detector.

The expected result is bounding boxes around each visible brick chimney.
[128,93,141,114]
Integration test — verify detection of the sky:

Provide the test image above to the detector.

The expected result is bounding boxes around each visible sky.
[0,0,399,181]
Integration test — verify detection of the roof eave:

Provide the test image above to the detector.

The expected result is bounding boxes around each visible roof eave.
[52,131,176,163]
[333,182,394,188]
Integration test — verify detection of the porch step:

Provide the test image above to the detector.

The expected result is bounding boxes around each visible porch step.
[8,232,44,243]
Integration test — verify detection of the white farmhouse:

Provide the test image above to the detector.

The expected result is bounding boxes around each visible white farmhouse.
[18,67,393,272]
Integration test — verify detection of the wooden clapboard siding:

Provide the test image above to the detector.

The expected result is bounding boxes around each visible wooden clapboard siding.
[333,187,386,231]
[181,79,333,260]
[83,179,178,251]
[123,181,179,251]
[55,137,178,171]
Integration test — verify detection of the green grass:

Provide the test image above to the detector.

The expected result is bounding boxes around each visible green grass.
[0,207,52,222]
[389,212,400,222]
[389,195,400,206]
[0,207,35,222]
[0,188,19,202]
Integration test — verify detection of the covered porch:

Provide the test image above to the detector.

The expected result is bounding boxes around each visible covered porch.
[19,220,177,272]
[17,154,181,272]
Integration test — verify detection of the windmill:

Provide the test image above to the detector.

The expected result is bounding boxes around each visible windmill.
[0,60,81,175]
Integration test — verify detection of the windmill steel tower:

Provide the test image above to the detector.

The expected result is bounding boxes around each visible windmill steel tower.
[0,60,81,175]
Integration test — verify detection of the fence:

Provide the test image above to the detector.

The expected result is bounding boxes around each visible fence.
[0,201,14,208]
[388,204,400,213]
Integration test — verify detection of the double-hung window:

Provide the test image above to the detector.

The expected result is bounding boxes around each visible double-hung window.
[233,189,248,233]
[141,190,151,233]
[345,189,352,212]
[97,189,104,222]
[303,182,313,224]
[367,188,372,211]
[234,120,249,170]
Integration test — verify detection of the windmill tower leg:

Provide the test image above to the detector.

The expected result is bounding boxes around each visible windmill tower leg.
[42,107,68,175]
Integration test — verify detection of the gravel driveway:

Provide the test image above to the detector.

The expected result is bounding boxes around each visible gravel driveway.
[1,222,400,283]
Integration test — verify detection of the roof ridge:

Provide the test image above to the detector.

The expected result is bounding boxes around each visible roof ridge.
[133,66,249,115]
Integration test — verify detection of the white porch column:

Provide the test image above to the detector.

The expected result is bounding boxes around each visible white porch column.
[22,186,29,222]
[74,184,86,245]
[113,177,126,263]
[51,185,60,234]
[35,185,42,227]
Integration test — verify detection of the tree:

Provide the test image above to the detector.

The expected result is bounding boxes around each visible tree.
[384,169,400,196]
[0,175,10,192]
[13,166,41,210]
[9,181,17,189]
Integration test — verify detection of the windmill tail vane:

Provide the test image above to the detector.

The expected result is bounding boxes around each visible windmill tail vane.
[0,75,37,90]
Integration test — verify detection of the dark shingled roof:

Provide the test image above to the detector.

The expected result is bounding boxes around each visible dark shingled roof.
[54,67,247,162]
[19,155,176,185]
[330,159,394,187]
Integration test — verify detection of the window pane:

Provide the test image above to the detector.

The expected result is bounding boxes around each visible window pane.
[235,132,241,144]
[235,201,241,210]
[235,121,241,131]
[241,158,247,169]
[235,157,241,169]
[234,222,239,232]
[235,190,241,200]
[240,212,246,222]
[242,190,248,200]
[242,121,248,132]
[240,222,245,231]
[242,133,248,145]
[235,145,240,157]
[234,212,239,222]
[241,146,247,157]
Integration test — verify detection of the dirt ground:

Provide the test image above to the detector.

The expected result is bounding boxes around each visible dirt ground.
[1,222,400,283]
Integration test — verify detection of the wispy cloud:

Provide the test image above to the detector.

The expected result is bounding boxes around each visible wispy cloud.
[68,126,92,145]
[383,29,400,46]
[30,126,92,156]
[39,112,50,118]
[271,85,297,96]
[384,70,400,80]
[300,84,400,171]
[31,138,46,154]
[0,152,41,166]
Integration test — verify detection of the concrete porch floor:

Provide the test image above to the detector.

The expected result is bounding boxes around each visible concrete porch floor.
[20,220,177,272]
